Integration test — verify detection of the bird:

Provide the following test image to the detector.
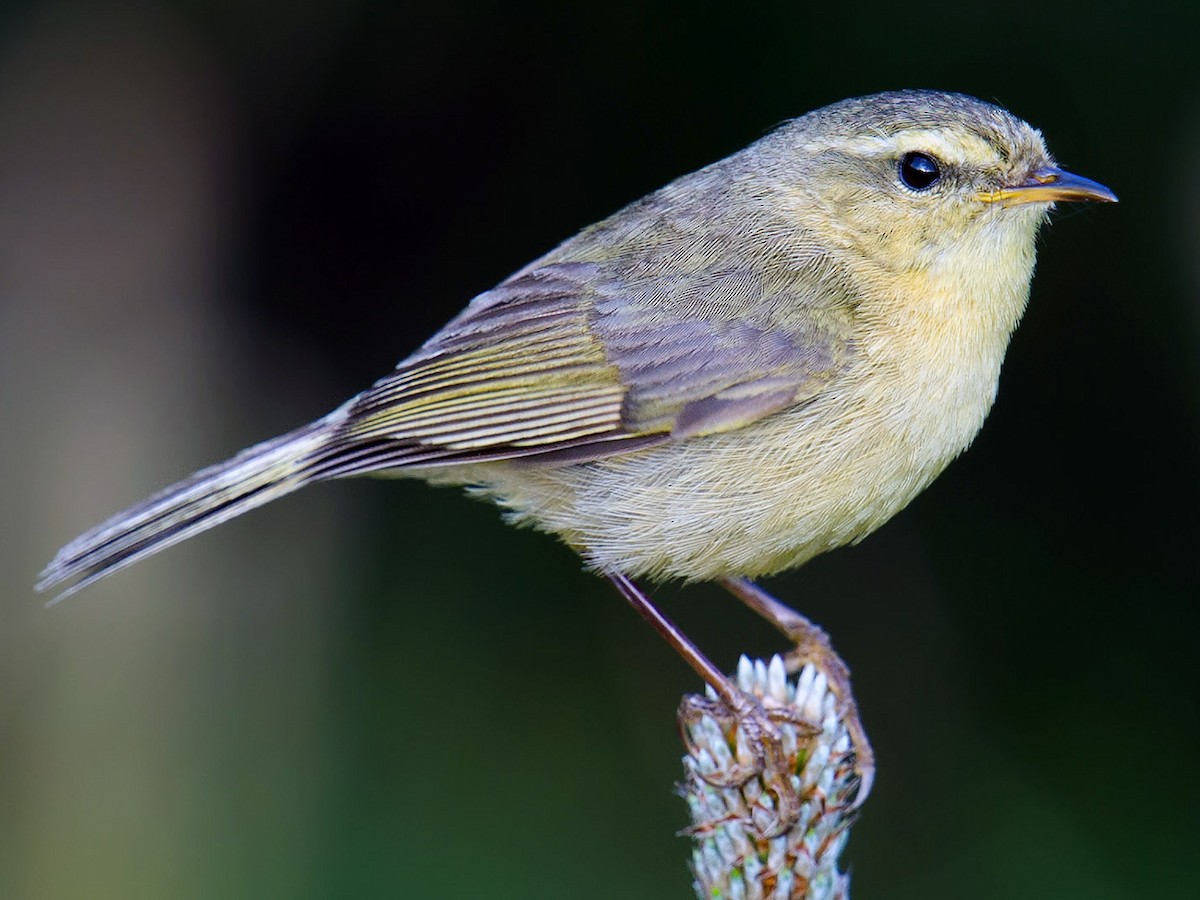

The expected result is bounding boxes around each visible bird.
[38,89,1116,824]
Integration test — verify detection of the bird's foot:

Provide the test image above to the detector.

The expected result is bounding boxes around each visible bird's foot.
[678,683,819,838]
[721,577,876,806]
[779,628,875,805]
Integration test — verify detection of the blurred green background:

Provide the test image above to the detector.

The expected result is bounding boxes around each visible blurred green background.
[2,1,1197,897]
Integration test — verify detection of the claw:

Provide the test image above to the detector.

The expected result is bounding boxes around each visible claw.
[722,577,876,807]
[851,756,876,810]
[678,683,819,837]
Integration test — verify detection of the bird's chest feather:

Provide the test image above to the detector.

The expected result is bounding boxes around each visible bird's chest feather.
[702,259,1032,576]
[858,220,1034,461]
[868,283,1011,466]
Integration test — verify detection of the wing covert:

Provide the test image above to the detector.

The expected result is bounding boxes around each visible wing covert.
[320,255,852,474]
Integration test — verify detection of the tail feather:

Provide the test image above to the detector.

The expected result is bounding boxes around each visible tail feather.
[37,417,338,604]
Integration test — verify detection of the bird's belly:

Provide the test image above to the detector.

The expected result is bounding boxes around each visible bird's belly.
[461,370,996,582]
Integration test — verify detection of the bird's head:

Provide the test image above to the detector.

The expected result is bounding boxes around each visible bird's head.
[766,90,1116,278]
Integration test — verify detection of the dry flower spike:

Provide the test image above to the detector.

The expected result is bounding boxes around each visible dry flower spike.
[680,656,861,900]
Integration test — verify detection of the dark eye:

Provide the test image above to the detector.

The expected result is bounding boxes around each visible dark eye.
[899,151,941,190]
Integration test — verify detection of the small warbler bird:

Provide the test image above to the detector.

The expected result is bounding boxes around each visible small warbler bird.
[38,90,1115,816]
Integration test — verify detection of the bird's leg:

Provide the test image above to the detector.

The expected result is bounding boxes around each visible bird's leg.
[720,576,875,804]
[607,572,812,836]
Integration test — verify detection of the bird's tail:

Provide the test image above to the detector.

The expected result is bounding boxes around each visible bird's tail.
[37,414,342,604]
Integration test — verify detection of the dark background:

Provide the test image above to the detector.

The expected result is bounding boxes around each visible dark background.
[2,1,1197,897]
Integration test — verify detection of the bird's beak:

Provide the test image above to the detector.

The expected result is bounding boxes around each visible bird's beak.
[979,166,1118,206]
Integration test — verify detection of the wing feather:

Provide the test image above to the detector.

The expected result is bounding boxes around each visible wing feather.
[317,244,853,470]
[330,268,634,462]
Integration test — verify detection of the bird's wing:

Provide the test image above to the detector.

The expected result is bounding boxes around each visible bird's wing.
[313,260,851,476]
[35,257,852,599]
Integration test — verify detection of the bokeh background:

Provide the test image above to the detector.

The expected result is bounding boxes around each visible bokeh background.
[2,1,1197,897]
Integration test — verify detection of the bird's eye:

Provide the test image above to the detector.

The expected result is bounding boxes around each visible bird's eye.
[898,151,941,190]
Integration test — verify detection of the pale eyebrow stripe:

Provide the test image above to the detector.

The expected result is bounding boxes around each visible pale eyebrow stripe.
[805,130,995,167]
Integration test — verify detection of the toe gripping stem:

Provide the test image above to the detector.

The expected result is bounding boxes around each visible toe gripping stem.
[608,572,875,823]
